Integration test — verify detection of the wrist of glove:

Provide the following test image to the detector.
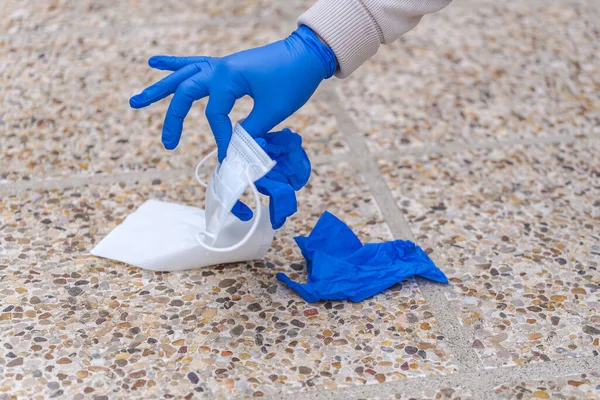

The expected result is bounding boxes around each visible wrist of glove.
[295,25,337,79]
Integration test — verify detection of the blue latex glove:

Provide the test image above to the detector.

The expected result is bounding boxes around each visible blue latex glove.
[129,26,337,162]
[231,129,311,229]
[277,212,448,303]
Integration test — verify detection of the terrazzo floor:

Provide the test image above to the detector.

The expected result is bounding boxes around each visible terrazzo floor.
[1,0,599,399]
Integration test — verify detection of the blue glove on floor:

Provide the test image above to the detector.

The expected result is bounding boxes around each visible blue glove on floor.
[277,212,448,303]
[129,26,337,162]
[231,129,311,230]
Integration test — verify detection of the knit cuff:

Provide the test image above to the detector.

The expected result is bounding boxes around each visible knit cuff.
[298,0,382,79]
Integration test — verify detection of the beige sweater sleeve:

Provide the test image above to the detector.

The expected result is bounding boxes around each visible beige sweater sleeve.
[298,0,452,78]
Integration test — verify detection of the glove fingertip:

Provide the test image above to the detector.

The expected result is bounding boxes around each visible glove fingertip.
[231,201,254,221]
[276,275,319,303]
[162,139,179,150]
[272,218,285,230]
[148,56,163,68]
[217,147,227,163]
[215,135,232,163]
[276,273,292,284]
[162,127,180,150]
[129,96,144,109]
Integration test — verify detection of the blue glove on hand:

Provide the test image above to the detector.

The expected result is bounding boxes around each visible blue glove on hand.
[231,129,311,230]
[130,26,337,162]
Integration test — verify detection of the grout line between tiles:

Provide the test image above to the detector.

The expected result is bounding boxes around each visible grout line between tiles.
[372,133,591,159]
[0,153,343,196]
[475,356,600,400]
[319,85,484,375]
[0,168,188,196]
[268,355,600,400]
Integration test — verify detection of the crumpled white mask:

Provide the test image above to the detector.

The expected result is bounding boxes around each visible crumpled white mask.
[201,123,275,246]
[91,123,276,271]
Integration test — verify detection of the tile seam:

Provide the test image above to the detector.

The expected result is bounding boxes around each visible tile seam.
[0,168,188,196]
[320,85,484,374]
[266,355,600,400]
[0,153,344,196]
[371,133,594,159]
[476,356,600,400]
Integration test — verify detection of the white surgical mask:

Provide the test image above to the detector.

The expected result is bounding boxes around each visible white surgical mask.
[199,123,275,246]
[195,123,275,252]
[90,199,274,271]
[91,122,276,271]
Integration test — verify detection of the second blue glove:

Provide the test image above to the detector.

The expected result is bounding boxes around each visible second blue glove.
[231,128,311,230]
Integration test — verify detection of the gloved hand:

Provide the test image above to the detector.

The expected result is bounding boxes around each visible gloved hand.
[231,129,311,229]
[129,26,337,162]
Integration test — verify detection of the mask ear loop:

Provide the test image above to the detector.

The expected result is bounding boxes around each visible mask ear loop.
[195,149,218,188]
[195,164,263,253]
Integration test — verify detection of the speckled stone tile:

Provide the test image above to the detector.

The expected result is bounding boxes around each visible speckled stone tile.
[338,0,600,152]
[0,162,454,399]
[379,139,600,367]
[1,0,287,35]
[494,372,600,399]
[1,23,348,183]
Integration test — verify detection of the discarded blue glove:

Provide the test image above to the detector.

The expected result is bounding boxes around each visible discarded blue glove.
[231,129,311,229]
[129,26,337,162]
[277,212,448,303]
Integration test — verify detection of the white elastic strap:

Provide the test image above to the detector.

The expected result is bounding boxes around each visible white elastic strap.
[195,165,262,253]
[194,149,218,188]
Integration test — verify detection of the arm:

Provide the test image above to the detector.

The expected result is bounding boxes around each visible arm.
[299,0,452,78]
